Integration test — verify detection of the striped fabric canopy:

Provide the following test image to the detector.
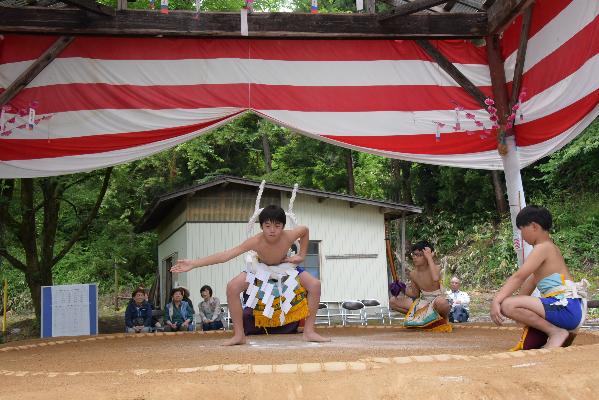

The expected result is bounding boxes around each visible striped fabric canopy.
[0,0,597,178]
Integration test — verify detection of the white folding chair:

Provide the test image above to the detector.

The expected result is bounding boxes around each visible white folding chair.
[315,302,331,326]
[387,307,405,324]
[220,303,232,330]
[360,299,386,325]
[341,300,365,326]
[324,302,345,326]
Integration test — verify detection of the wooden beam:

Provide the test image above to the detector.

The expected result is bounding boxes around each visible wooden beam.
[415,39,487,108]
[509,3,533,108]
[443,1,457,12]
[486,34,512,134]
[0,36,75,107]
[60,0,115,16]
[366,0,376,13]
[116,0,127,11]
[0,8,488,38]
[379,0,448,21]
[487,0,533,34]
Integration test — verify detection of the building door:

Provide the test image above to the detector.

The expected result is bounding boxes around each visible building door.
[161,253,177,308]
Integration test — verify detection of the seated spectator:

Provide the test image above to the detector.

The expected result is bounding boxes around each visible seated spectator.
[446,276,470,323]
[125,287,153,333]
[179,286,195,313]
[198,285,224,331]
[164,288,194,332]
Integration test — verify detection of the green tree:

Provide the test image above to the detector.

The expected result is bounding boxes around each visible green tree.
[0,170,112,321]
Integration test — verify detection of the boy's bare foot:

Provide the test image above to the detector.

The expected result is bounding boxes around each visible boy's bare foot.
[222,335,247,346]
[543,328,569,348]
[303,330,330,342]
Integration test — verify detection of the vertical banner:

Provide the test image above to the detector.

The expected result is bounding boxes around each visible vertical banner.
[41,284,98,338]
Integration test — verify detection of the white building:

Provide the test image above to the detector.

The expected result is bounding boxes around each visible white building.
[136,176,421,310]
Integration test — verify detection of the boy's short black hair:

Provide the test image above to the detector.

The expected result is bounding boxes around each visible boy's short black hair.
[200,285,213,297]
[411,240,434,253]
[132,287,146,298]
[170,288,183,298]
[259,205,286,226]
[516,205,552,230]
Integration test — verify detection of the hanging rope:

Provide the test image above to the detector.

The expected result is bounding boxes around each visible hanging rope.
[246,180,266,237]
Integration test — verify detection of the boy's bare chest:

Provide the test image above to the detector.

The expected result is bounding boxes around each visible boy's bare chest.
[254,237,293,265]
[412,270,438,291]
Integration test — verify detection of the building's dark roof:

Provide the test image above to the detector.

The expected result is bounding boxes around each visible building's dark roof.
[135,175,422,233]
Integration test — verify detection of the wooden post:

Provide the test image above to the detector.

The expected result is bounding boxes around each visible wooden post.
[117,0,127,11]
[487,34,532,266]
[510,3,534,108]
[114,262,119,310]
[400,216,406,281]
[2,279,7,334]
[366,0,376,13]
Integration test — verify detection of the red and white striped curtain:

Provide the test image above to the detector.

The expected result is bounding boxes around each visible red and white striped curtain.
[1,0,597,178]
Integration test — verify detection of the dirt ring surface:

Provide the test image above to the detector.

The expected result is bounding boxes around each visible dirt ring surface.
[1,324,599,399]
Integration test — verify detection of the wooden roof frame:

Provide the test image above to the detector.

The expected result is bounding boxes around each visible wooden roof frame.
[0,0,528,39]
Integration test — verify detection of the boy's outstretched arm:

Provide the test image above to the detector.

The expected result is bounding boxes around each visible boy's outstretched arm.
[170,236,258,273]
[490,245,546,325]
[283,225,309,265]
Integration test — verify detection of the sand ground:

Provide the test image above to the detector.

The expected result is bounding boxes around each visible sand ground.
[1,324,599,400]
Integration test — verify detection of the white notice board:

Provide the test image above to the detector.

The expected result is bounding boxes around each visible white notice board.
[41,284,98,338]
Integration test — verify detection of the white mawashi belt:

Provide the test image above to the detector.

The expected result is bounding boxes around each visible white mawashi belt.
[244,251,299,325]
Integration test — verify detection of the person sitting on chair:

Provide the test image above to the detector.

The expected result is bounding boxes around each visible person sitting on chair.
[164,288,194,332]
[446,276,470,323]
[125,287,153,333]
[198,285,224,331]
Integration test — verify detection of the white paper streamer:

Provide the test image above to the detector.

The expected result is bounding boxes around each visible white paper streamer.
[28,108,36,130]
[241,8,249,37]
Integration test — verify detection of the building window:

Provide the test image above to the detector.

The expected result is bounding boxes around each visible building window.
[303,241,321,279]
